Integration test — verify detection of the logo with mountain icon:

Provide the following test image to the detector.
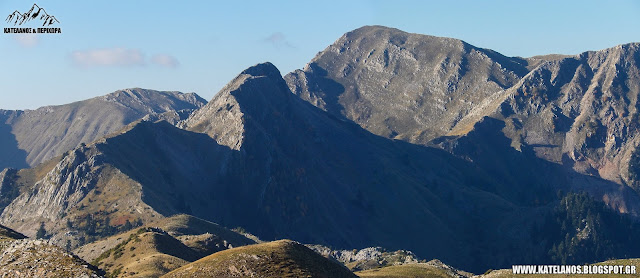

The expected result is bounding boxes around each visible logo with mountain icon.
[6,3,60,27]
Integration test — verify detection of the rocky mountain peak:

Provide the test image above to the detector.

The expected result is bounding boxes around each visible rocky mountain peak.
[240,62,282,78]
[185,62,293,149]
[286,25,530,144]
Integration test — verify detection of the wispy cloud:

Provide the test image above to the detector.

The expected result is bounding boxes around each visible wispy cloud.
[70,48,180,69]
[71,48,145,68]
[151,54,180,68]
[13,34,39,47]
[262,32,295,49]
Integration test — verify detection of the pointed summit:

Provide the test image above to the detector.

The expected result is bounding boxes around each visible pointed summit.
[185,62,292,149]
[240,62,282,78]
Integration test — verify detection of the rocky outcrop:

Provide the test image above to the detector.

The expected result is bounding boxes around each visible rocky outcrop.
[308,244,420,271]
[0,239,104,277]
[143,108,200,127]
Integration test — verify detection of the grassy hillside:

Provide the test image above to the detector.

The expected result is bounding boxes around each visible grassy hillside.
[91,227,199,277]
[355,258,640,278]
[355,260,472,278]
[76,214,256,277]
[163,240,357,278]
[356,265,458,278]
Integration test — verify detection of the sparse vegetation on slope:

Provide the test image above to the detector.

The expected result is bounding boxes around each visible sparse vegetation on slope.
[76,214,256,277]
[91,227,199,278]
[355,260,471,278]
[163,240,357,278]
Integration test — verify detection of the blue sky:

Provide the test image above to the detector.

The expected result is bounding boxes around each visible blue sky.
[1,0,638,110]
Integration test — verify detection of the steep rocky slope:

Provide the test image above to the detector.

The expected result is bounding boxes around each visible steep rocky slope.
[488,43,640,196]
[285,25,531,143]
[439,42,640,213]
[0,120,222,248]
[0,88,206,169]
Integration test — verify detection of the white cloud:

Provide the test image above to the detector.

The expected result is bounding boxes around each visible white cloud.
[151,54,180,68]
[70,48,146,68]
[262,32,295,49]
[264,32,286,43]
[70,48,180,69]
[13,34,39,47]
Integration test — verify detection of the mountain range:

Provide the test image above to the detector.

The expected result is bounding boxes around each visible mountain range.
[1,25,640,276]
[285,26,640,205]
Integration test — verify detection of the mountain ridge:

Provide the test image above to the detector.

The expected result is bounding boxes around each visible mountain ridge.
[285,25,532,144]
[0,88,206,169]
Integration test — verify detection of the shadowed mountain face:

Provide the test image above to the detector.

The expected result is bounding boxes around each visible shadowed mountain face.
[0,111,28,169]
[0,88,206,169]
